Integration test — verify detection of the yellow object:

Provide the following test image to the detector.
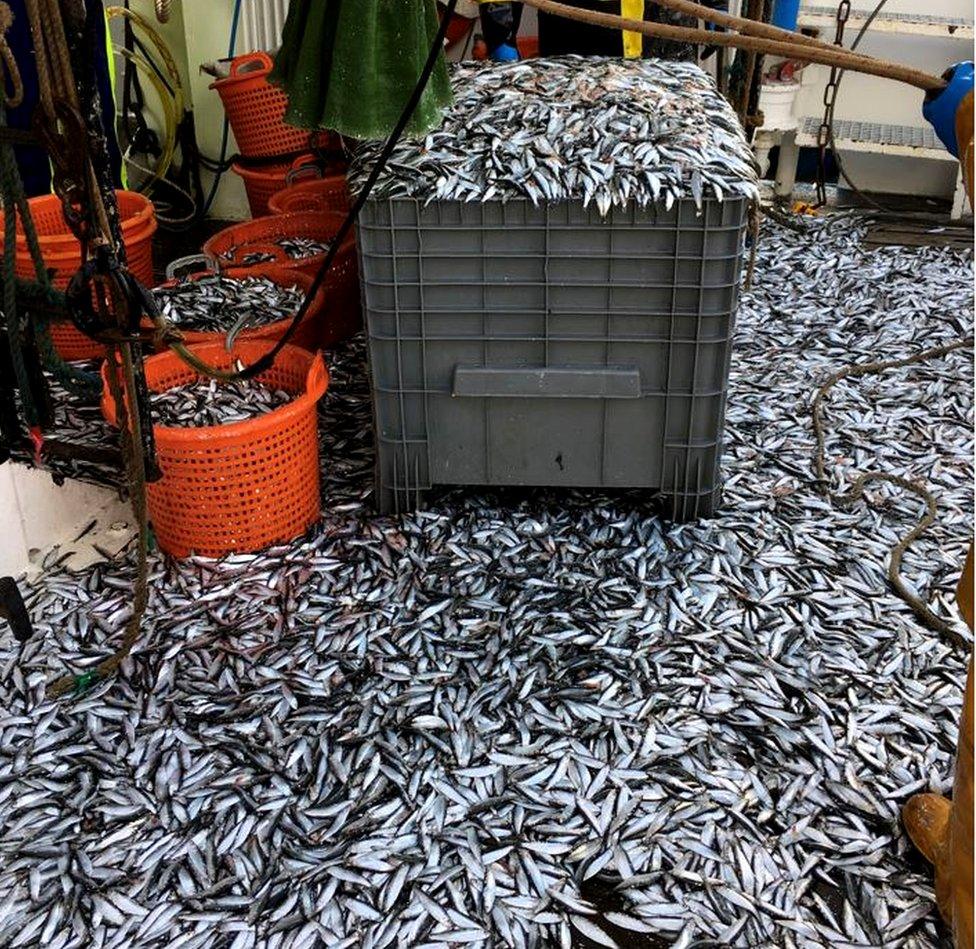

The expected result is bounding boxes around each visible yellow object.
[477,0,645,58]
[104,8,127,189]
[621,0,644,57]
[791,201,819,215]
[106,6,186,196]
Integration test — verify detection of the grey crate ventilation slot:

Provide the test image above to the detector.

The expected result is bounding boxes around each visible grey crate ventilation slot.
[357,197,749,520]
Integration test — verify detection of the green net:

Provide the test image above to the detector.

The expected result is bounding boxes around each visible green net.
[269,0,453,141]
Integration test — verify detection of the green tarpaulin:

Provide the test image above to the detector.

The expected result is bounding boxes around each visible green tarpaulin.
[270,0,453,140]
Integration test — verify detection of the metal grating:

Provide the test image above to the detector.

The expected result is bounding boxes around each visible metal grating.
[803,117,941,149]
[795,117,954,159]
[798,4,973,34]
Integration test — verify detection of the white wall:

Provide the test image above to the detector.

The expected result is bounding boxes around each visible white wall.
[0,466,130,578]
[121,0,249,220]
[179,1,250,219]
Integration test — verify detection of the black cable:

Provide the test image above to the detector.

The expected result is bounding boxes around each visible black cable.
[131,33,176,98]
[176,111,206,217]
[233,0,460,381]
[826,0,889,210]
[196,151,237,172]
[121,0,156,161]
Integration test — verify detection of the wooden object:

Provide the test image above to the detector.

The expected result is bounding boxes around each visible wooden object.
[903,546,973,947]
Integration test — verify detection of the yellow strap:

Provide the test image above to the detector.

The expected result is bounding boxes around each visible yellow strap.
[478,0,645,58]
[105,7,127,189]
[621,0,644,57]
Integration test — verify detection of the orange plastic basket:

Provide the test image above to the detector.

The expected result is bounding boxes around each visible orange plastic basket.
[2,191,157,360]
[45,322,105,361]
[202,213,361,346]
[267,173,351,215]
[232,153,323,217]
[101,340,328,558]
[148,264,328,352]
[211,52,312,159]
[6,191,155,260]
[202,211,346,273]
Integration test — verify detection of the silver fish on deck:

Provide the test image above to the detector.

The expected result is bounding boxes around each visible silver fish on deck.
[0,213,970,948]
[218,237,333,267]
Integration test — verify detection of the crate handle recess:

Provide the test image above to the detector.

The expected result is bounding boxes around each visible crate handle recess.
[453,365,641,399]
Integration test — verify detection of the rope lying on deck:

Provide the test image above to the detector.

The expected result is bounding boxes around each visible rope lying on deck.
[812,339,974,650]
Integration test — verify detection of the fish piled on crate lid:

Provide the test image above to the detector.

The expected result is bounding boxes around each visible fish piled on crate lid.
[349,56,760,215]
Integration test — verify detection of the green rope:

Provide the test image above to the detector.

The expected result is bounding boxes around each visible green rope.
[73,670,97,693]
[10,278,99,395]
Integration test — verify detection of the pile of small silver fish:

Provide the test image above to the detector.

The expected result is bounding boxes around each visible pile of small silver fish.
[0,214,971,948]
[349,57,760,213]
[153,277,304,335]
[5,357,118,488]
[278,238,332,260]
[150,378,293,428]
[218,238,333,268]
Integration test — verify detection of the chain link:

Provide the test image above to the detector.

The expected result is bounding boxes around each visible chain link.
[815,0,850,207]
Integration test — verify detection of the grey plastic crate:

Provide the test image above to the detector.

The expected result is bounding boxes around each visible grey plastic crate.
[357,196,749,520]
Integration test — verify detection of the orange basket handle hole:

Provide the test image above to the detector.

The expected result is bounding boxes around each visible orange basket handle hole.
[229,50,274,78]
[306,352,328,399]
[286,156,324,186]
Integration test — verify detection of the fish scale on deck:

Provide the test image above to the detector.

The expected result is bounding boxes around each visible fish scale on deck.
[0,217,971,944]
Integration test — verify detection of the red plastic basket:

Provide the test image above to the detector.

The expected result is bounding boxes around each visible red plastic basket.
[267,172,350,215]
[210,52,311,159]
[2,191,157,360]
[45,322,105,362]
[101,340,328,558]
[232,153,324,218]
[148,264,328,352]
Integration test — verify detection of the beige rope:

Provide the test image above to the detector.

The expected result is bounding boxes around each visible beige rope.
[812,339,974,649]
[20,0,152,697]
[521,0,947,92]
